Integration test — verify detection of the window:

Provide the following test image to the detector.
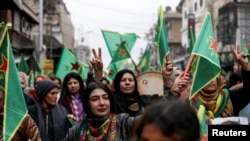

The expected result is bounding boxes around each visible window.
[194,2,197,11]
[200,0,203,7]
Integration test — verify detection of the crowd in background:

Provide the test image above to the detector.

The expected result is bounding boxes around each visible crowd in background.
[2,45,250,141]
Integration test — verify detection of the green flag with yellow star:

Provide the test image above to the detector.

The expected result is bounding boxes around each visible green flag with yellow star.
[55,46,82,80]
[0,23,27,141]
[189,13,221,100]
[101,30,138,64]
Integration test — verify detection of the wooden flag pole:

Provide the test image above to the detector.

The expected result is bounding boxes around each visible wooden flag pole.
[183,54,195,78]
[131,58,141,75]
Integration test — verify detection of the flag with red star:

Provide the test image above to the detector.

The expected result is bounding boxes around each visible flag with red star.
[101,30,138,65]
[0,23,27,141]
[106,59,129,81]
[55,46,85,80]
[189,13,221,100]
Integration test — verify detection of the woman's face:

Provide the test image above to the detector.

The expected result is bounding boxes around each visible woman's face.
[139,124,181,141]
[35,77,43,88]
[43,88,59,106]
[19,74,25,90]
[89,88,110,117]
[119,73,135,94]
[202,78,218,93]
[67,78,80,94]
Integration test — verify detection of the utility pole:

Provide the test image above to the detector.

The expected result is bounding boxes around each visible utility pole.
[39,0,43,63]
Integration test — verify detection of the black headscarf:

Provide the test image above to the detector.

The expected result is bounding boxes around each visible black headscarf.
[113,69,144,116]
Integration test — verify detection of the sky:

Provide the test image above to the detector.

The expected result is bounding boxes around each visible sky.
[63,0,180,70]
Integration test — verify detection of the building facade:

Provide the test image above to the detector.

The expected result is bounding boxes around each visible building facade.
[0,0,75,73]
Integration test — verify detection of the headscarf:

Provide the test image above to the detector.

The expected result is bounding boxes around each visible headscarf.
[191,76,233,118]
[112,69,144,116]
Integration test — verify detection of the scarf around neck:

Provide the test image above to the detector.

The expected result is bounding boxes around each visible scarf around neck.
[192,89,233,118]
[77,113,117,141]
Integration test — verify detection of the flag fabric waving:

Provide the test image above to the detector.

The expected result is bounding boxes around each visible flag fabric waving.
[189,13,221,100]
[106,59,128,81]
[0,23,27,141]
[101,30,138,65]
[154,5,169,68]
[78,61,90,80]
[189,26,196,54]
[138,46,151,72]
[32,55,42,77]
[55,46,82,80]
[17,54,29,73]
[240,35,250,61]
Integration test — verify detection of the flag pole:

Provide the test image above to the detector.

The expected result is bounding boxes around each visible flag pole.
[0,23,11,47]
[183,54,195,77]
[131,58,141,74]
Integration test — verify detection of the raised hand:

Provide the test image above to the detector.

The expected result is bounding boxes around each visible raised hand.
[90,47,103,81]
[231,45,250,71]
[162,60,173,88]
[171,71,191,93]
[90,47,103,72]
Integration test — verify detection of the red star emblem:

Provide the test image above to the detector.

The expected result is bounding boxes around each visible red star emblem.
[108,70,113,76]
[119,49,126,56]
[0,55,8,75]
[71,61,80,71]
[209,37,217,53]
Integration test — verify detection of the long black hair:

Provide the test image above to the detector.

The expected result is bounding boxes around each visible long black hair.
[83,82,115,116]
[60,72,85,100]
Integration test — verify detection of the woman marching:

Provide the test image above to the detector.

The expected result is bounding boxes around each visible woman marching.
[63,82,135,141]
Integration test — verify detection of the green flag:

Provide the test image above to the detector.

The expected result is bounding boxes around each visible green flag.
[189,13,221,100]
[32,55,42,77]
[154,5,169,68]
[55,46,82,80]
[189,26,196,54]
[240,35,250,61]
[138,46,150,72]
[0,23,27,141]
[101,30,138,64]
[17,54,29,73]
[106,59,128,81]
[78,62,89,80]
[197,105,208,140]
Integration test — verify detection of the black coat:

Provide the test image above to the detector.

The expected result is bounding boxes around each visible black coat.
[28,103,71,141]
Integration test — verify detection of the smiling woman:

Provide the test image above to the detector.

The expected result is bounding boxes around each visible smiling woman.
[63,0,180,69]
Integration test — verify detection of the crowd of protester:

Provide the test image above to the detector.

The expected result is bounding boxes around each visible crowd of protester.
[2,45,250,141]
